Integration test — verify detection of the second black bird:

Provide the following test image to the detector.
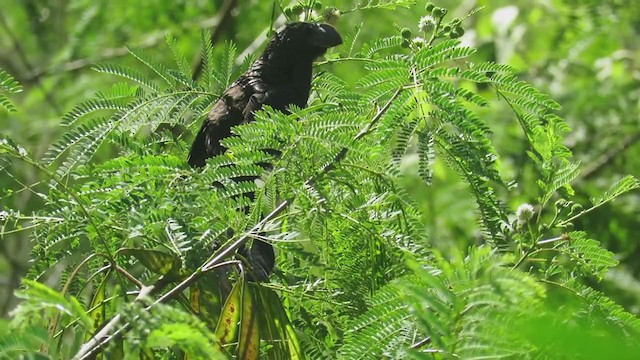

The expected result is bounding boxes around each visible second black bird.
[188,22,342,280]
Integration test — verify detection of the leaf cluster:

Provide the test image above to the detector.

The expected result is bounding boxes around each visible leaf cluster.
[1,1,639,359]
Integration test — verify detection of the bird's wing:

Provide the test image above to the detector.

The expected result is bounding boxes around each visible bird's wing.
[188,83,262,167]
[188,81,275,281]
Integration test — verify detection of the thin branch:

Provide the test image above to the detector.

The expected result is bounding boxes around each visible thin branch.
[25,11,236,82]
[539,279,580,296]
[512,233,569,270]
[411,336,432,349]
[580,132,640,180]
[234,13,286,66]
[536,235,566,245]
[314,57,377,66]
[260,283,356,309]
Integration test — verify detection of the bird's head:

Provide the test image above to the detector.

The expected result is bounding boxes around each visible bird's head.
[271,22,342,59]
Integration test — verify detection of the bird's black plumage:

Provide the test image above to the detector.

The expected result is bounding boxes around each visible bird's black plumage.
[188,22,342,280]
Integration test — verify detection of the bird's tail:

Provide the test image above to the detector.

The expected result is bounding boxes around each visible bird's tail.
[242,240,275,282]
[187,127,209,168]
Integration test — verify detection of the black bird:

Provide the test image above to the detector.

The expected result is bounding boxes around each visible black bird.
[188,22,342,280]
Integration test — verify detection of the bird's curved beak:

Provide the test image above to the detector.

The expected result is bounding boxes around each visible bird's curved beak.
[312,23,342,48]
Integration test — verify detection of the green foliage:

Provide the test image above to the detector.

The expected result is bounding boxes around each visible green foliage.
[0,68,22,113]
[340,248,546,358]
[592,175,640,207]
[125,301,227,359]
[11,279,92,330]
[349,0,417,11]
[1,1,639,359]
[562,231,618,280]
[0,325,49,360]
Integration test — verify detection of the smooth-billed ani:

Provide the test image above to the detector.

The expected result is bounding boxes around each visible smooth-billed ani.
[188,22,342,280]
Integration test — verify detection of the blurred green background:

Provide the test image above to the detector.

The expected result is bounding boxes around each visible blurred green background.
[1,0,639,316]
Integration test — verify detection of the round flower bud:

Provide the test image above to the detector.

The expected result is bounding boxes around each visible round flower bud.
[570,203,583,213]
[284,6,294,17]
[292,4,304,15]
[323,7,341,25]
[432,7,447,18]
[314,1,322,10]
[401,38,411,48]
[516,203,535,225]
[443,25,452,33]
[449,26,464,38]
[425,2,435,12]
[412,37,426,48]
[418,15,436,32]
[401,27,412,38]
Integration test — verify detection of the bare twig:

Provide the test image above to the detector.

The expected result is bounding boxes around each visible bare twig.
[235,13,287,66]
[411,336,432,349]
[25,10,236,82]
[581,132,640,180]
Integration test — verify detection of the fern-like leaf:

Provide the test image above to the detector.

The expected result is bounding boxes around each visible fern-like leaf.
[414,39,476,70]
[562,231,618,280]
[199,30,215,90]
[12,279,92,330]
[165,34,192,80]
[126,46,173,86]
[212,41,237,92]
[350,0,417,11]
[591,175,640,206]
[93,63,159,91]
[0,68,22,112]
